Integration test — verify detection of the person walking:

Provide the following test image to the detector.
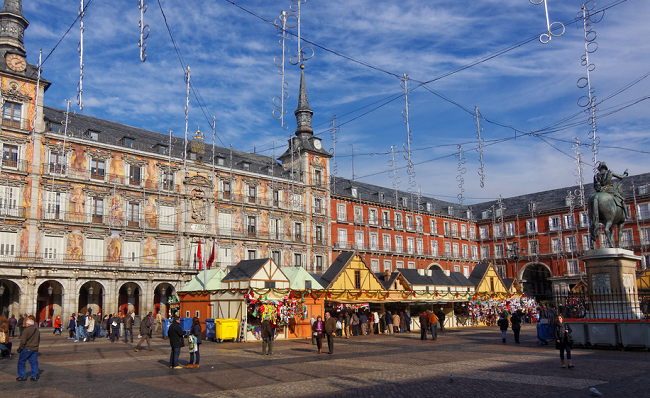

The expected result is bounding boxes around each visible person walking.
[261,316,274,356]
[351,312,359,336]
[344,312,352,339]
[427,310,438,340]
[16,317,40,381]
[323,311,337,355]
[75,312,86,342]
[110,313,121,343]
[385,311,393,334]
[419,311,429,341]
[497,312,509,343]
[134,311,155,352]
[17,314,24,337]
[359,312,368,336]
[100,315,109,338]
[123,311,134,343]
[373,311,380,334]
[0,315,13,359]
[86,315,95,341]
[155,312,163,332]
[312,315,324,354]
[511,310,522,344]
[147,312,155,338]
[8,315,16,337]
[436,307,446,331]
[186,317,201,368]
[52,316,62,336]
[555,315,574,368]
[67,314,76,340]
[168,316,184,369]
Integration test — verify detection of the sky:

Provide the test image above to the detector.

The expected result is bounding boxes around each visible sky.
[21,0,650,205]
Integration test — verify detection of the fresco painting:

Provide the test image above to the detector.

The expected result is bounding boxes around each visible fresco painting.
[71,145,86,172]
[106,233,121,263]
[145,159,157,189]
[109,154,123,183]
[144,197,157,229]
[109,194,124,225]
[23,176,31,218]
[69,185,85,222]
[143,236,157,264]
[233,208,244,235]
[20,226,29,258]
[67,230,83,261]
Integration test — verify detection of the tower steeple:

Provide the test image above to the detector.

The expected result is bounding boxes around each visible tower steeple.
[294,64,313,137]
[0,0,29,57]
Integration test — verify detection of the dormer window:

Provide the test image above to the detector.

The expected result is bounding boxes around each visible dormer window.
[447,206,453,216]
[466,210,472,219]
[351,187,358,198]
[48,122,61,133]
[378,192,384,203]
[401,197,408,207]
[495,208,502,217]
[426,202,432,212]
[157,145,168,155]
[189,153,197,160]
[122,137,134,148]
[216,157,225,166]
[267,167,274,176]
[242,162,250,171]
[87,130,100,141]
[638,185,647,195]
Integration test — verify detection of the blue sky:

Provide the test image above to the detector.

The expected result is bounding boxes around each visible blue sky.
[22,0,650,205]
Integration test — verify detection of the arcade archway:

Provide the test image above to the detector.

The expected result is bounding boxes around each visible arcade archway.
[520,262,553,301]
[153,283,177,318]
[78,281,104,316]
[0,279,20,318]
[36,280,64,323]
[118,282,141,316]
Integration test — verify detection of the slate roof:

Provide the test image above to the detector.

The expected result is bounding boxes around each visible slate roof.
[375,271,400,290]
[471,172,650,220]
[221,259,270,282]
[398,268,473,288]
[42,107,290,178]
[503,278,515,290]
[330,176,471,219]
[468,263,490,287]
[318,251,355,289]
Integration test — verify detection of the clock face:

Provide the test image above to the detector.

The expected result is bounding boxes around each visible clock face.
[6,54,26,72]
[313,140,322,150]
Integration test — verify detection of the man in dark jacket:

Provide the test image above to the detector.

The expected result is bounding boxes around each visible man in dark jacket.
[404,310,411,333]
[75,312,86,342]
[323,311,337,354]
[385,311,393,334]
[261,316,274,355]
[8,315,17,337]
[436,308,446,331]
[123,311,134,343]
[168,316,184,369]
[17,314,24,336]
[16,316,40,381]
[419,312,429,340]
[110,313,121,343]
[134,313,154,352]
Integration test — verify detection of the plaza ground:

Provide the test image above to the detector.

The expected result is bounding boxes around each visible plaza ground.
[0,325,649,397]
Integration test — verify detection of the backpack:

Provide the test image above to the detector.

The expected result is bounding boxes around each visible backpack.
[0,330,6,344]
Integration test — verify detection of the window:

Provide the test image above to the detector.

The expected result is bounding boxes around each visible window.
[579,212,589,227]
[416,238,423,255]
[383,234,391,251]
[462,244,468,259]
[216,157,225,166]
[451,223,458,237]
[294,253,302,267]
[549,216,561,231]
[316,255,323,272]
[463,265,470,278]
[370,259,380,272]
[471,246,478,260]
[248,250,256,260]
[406,237,414,254]
[479,225,489,239]
[127,202,140,227]
[354,270,361,288]
[637,203,650,220]
[123,138,134,148]
[416,217,423,232]
[273,190,280,207]
[247,216,256,237]
[453,243,459,258]
[470,225,476,239]
[443,222,450,236]
[620,229,633,247]
[382,211,390,227]
[272,251,281,266]
[480,245,489,259]
[383,260,391,271]
[454,264,461,272]
[567,260,579,276]
[447,206,453,216]
[505,222,515,237]
[248,185,256,203]
[222,181,231,200]
[396,260,404,269]
[337,204,346,221]
[2,101,21,128]
[408,261,415,269]
[242,162,250,171]
[49,152,66,174]
[495,208,502,218]
[315,226,323,244]
[84,237,104,264]
[0,231,16,257]
[188,152,197,160]
[426,202,432,212]
[161,170,174,190]
[156,144,167,154]
[369,209,378,225]
[445,242,451,257]
[482,210,489,219]
[44,191,63,220]
[0,186,18,216]
[43,235,63,260]
[264,281,276,288]
[337,230,347,248]
[90,159,105,179]
[565,235,577,252]
[493,224,503,238]
[91,197,103,223]
[430,219,437,234]
[305,280,312,289]
[2,144,18,167]
[314,169,322,186]
[460,224,467,238]
[351,187,358,198]
[401,197,407,207]
[395,236,403,253]
[430,240,438,256]
[370,233,379,250]
[563,214,575,229]
[395,213,403,228]
[129,165,141,186]
[551,237,562,253]
[294,223,303,242]
[314,198,322,213]
[406,215,414,230]
[526,219,538,234]
[528,240,539,255]
[355,230,364,249]
[354,207,363,223]
[582,234,591,250]
[490,277,495,292]
[378,192,384,203]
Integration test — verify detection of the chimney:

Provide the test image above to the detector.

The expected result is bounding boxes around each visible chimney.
[417,269,425,276]
[425,270,432,277]
[443,270,451,277]
[383,269,391,281]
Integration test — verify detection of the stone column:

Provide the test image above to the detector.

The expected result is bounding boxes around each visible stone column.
[580,248,641,319]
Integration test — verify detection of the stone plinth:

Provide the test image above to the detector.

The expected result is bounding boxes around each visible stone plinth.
[580,248,642,319]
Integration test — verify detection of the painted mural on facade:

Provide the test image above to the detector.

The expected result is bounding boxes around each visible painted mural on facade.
[106,233,121,263]
[67,229,83,261]
[110,153,123,183]
[145,197,157,229]
[69,185,85,222]
[145,159,157,189]
[143,236,157,264]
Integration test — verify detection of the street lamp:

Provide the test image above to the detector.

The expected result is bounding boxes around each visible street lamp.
[88,286,94,296]
[508,241,525,280]
[47,285,53,296]
[126,287,132,296]
[0,283,5,296]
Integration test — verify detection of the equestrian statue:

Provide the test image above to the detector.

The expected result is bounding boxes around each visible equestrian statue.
[588,161,629,248]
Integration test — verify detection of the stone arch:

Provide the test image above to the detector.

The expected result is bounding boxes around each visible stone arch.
[153,282,177,318]
[519,262,553,301]
[427,263,444,271]
[36,280,65,323]
[118,281,143,316]
[0,278,21,318]
[78,280,106,316]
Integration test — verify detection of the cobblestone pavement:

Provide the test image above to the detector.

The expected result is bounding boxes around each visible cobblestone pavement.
[1,325,649,398]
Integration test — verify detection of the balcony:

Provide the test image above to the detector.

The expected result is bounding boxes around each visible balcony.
[1,115,30,131]
[0,158,29,173]
[129,178,141,187]
[127,220,140,228]
[247,227,257,238]
[92,215,103,224]
[247,196,257,204]
[0,206,26,218]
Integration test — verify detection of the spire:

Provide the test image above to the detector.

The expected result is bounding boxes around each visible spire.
[294,64,313,137]
[0,0,28,57]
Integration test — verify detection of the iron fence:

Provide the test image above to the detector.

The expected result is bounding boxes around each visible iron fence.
[552,289,650,320]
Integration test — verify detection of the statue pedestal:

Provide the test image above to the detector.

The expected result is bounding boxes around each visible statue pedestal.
[580,248,642,319]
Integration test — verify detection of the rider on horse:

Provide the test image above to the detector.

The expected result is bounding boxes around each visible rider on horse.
[594,162,629,219]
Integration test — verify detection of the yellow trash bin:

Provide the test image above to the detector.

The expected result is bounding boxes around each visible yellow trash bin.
[215,318,239,342]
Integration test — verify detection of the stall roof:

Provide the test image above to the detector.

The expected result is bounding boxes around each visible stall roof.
[282,267,324,290]
[318,251,355,288]
[398,269,474,288]
[180,268,228,291]
[222,259,271,282]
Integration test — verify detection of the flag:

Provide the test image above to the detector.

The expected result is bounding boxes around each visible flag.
[207,240,215,269]
[197,239,203,271]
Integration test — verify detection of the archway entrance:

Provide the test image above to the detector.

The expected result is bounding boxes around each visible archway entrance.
[118,282,140,316]
[0,279,20,318]
[153,283,176,318]
[79,281,104,315]
[36,281,63,323]
[520,263,553,301]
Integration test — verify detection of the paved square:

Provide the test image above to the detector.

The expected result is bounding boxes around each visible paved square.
[0,325,648,397]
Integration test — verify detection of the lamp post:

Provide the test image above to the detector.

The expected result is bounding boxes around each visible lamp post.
[47,285,53,296]
[0,282,5,296]
[508,241,525,281]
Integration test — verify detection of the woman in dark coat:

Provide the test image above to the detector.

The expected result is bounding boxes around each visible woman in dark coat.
[511,310,522,344]
[312,315,324,354]
[186,317,202,368]
[554,315,574,368]
[497,312,509,343]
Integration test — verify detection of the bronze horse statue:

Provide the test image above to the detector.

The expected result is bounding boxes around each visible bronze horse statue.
[588,190,625,248]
